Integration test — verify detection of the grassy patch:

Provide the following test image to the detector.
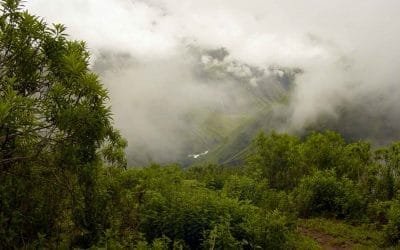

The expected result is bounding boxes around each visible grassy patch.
[298,218,384,249]
[292,233,321,250]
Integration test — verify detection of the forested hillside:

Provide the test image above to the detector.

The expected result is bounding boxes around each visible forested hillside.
[1,1,400,249]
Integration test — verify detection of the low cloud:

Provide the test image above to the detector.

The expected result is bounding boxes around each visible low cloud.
[27,0,400,163]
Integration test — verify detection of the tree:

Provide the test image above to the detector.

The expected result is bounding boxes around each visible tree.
[0,0,126,247]
[374,142,400,200]
[248,132,306,190]
[301,131,347,172]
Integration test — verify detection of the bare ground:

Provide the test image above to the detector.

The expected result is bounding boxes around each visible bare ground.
[298,226,355,250]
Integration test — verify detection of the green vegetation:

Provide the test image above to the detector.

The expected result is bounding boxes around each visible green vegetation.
[298,218,383,249]
[1,1,400,249]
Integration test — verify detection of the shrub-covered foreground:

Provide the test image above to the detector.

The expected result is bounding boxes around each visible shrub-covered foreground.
[3,130,400,248]
[2,1,400,248]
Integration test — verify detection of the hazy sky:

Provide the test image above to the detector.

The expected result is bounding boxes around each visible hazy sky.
[26,0,400,63]
[26,0,400,163]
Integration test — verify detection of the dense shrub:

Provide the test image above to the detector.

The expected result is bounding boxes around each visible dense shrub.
[223,175,268,203]
[367,201,392,226]
[241,210,294,250]
[248,132,307,190]
[294,171,365,219]
[96,165,297,249]
[185,164,230,190]
[384,201,400,245]
[301,131,347,171]
[203,221,242,249]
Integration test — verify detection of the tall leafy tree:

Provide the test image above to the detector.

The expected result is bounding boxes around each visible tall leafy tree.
[248,132,306,190]
[0,0,126,247]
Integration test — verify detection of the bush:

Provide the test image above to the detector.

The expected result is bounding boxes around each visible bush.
[186,164,229,190]
[367,201,392,226]
[203,221,241,249]
[248,132,306,190]
[138,174,248,248]
[223,175,268,204]
[302,131,347,171]
[294,170,365,219]
[241,210,295,250]
[384,201,400,245]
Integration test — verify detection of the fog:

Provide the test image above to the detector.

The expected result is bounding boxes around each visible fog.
[27,0,400,164]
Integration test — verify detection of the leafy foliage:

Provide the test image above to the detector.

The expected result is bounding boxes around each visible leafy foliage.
[293,170,365,219]
[384,201,400,245]
[0,1,126,248]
